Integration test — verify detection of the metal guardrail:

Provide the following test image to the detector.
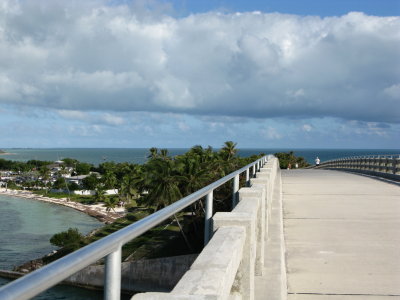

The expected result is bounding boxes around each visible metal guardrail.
[0,155,269,300]
[317,154,400,177]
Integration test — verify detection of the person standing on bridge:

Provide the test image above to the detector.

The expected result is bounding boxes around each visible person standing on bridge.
[315,157,320,166]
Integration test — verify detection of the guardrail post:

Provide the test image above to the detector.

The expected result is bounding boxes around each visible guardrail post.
[105,247,122,300]
[204,191,213,245]
[245,168,250,186]
[386,157,390,173]
[232,174,239,208]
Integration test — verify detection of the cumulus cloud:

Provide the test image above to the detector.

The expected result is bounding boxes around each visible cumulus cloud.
[302,124,313,132]
[383,83,400,99]
[0,0,399,124]
[261,126,282,140]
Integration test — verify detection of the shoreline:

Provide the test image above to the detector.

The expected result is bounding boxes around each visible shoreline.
[0,188,125,223]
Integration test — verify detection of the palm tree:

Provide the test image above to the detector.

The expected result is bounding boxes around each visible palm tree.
[177,156,213,196]
[39,166,51,194]
[94,184,106,203]
[59,165,71,201]
[104,197,119,213]
[159,149,169,160]
[147,147,158,159]
[119,175,137,206]
[220,141,237,161]
[103,171,117,192]
[143,157,194,250]
[144,158,183,210]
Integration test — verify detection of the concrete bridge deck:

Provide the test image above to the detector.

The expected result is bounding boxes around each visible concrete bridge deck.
[281,169,400,300]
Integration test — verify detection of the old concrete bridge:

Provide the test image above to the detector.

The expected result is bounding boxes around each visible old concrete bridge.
[0,155,399,300]
[133,156,400,300]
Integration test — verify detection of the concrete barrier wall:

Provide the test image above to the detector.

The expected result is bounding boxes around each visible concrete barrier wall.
[64,254,198,293]
[132,157,280,300]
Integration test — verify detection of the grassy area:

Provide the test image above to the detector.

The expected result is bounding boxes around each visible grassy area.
[33,190,100,204]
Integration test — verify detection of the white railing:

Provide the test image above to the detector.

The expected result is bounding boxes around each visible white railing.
[317,154,400,180]
[132,157,280,300]
[0,155,270,300]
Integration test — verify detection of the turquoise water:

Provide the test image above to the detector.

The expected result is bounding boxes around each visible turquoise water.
[2,148,399,165]
[0,195,104,299]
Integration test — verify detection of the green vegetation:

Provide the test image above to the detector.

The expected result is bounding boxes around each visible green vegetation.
[3,142,265,265]
[274,151,310,169]
[46,207,204,264]
[42,142,264,263]
[50,228,85,252]
[0,158,52,172]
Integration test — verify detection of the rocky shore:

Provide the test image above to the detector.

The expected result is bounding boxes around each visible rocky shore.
[0,188,125,223]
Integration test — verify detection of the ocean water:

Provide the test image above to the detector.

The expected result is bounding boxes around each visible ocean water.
[2,148,399,166]
[0,195,104,299]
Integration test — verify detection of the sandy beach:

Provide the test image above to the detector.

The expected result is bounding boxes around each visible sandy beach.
[0,188,125,223]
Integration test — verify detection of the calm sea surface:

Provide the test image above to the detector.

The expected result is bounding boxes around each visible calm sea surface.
[2,148,399,165]
[1,147,399,299]
[0,195,104,299]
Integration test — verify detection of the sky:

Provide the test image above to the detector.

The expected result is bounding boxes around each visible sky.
[0,0,399,149]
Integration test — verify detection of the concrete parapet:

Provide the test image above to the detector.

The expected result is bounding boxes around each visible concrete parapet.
[255,172,273,199]
[213,197,260,300]
[131,156,280,300]
[254,168,287,300]
[238,187,266,275]
[249,177,272,231]
[131,226,246,300]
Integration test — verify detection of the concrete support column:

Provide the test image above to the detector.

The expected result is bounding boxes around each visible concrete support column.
[105,247,122,300]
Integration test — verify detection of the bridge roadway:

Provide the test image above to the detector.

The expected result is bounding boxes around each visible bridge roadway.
[280,169,400,300]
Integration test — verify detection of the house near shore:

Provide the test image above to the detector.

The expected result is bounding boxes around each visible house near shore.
[65,175,89,185]
[73,189,118,196]
[46,161,73,177]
